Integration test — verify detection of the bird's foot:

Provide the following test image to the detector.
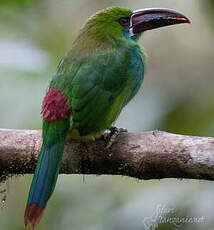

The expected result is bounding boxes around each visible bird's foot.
[104,126,127,149]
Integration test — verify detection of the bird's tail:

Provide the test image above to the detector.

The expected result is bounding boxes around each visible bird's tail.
[24,119,69,229]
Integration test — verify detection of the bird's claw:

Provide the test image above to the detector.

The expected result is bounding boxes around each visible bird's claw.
[104,126,127,149]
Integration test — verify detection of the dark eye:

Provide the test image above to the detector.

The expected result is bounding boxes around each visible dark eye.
[118,17,130,26]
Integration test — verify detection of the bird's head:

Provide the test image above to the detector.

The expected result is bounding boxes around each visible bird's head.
[77,6,190,43]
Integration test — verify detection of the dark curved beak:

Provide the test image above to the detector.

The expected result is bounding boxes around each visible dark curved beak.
[130,8,190,35]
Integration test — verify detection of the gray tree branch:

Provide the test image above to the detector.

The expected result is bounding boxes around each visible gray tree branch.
[0,128,214,181]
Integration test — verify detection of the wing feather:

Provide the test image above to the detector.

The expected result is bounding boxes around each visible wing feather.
[49,47,144,136]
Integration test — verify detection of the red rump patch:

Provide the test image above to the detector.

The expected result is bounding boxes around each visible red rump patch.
[41,88,72,122]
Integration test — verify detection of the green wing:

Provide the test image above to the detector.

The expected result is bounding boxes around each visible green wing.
[50,47,144,136]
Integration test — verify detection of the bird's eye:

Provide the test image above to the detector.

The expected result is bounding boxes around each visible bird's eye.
[118,17,130,27]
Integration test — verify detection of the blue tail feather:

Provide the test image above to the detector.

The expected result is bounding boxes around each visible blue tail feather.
[24,119,69,229]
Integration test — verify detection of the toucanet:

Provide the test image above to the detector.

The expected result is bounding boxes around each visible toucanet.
[24,6,190,229]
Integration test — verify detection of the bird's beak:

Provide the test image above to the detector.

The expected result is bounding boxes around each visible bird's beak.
[130,8,190,36]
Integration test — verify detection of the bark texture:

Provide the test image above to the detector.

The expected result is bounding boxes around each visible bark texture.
[1,128,214,181]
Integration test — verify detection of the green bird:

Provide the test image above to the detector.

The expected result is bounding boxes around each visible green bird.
[24,6,190,229]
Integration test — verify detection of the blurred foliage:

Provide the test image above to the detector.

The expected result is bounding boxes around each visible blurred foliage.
[0,0,214,229]
[161,92,214,136]
[0,0,28,7]
[203,0,214,25]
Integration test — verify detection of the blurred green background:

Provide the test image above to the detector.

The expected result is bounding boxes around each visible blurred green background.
[0,0,214,229]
